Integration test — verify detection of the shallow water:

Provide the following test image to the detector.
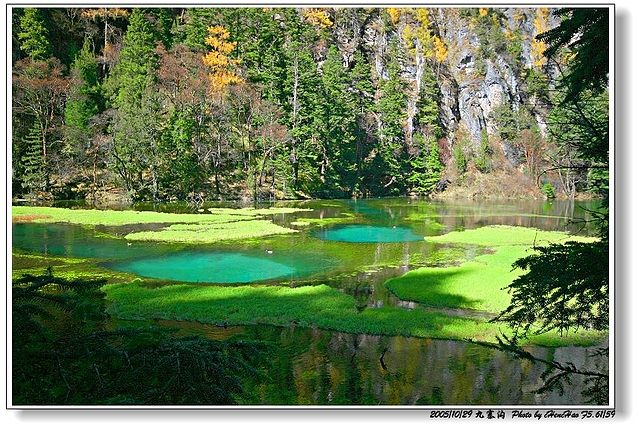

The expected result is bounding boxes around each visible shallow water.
[111,249,334,284]
[314,224,424,243]
[12,197,608,405]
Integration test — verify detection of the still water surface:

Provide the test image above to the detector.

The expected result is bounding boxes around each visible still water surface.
[12,197,607,405]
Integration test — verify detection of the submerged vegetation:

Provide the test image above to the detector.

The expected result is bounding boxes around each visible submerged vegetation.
[12,205,306,242]
[12,205,605,348]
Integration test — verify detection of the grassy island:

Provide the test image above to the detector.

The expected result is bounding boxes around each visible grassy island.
[12,206,605,347]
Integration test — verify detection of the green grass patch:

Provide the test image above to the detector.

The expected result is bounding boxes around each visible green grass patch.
[12,206,249,226]
[124,220,297,243]
[428,225,597,246]
[104,282,357,326]
[386,245,531,313]
[11,251,136,283]
[207,207,313,216]
[103,279,603,346]
[294,213,357,227]
[12,205,306,243]
[12,205,309,226]
[103,280,502,342]
[387,226,598,313]
[384,225,606,346]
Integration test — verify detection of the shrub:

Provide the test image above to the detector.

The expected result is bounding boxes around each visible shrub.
[541,182,556,199]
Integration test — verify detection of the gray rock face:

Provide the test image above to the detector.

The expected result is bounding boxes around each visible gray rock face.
[334,7,559,159]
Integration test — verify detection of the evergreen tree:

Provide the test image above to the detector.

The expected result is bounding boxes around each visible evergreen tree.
[492,7,610,404]
[414,64,442,139]
[375,37,409,195]
[17,8,52,60]
[61,37,102,196]
[154,42,211,199]
[315,45,358,196]
[407,62,444,194]
[12,57,68,197]
[407,134,443,194]
[107,8,164,198]
[536,8,609,104]
[109,9,159,107]
[348,49,375,196]
[178,8,218,49]
[18,124,48,194]
[280,40,321,194]
[65,38,101,133]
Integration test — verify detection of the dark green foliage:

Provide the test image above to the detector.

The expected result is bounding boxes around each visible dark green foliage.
[12,270,266,405]
[491,9,610,402]
[536,8,609,104]
[545,88,609,197]
[17,124,48,194]
[145,8,176,50]
[494,240,608,339]
[177,8,218,49]
[407,134,443,194]
[109,8,160,107]
[453,140,468,174]
[490,103,535,143]
[547,89,609,167]
[9,7,611,203]
[65,39,101,132]
[107,8,165,198]
[375,38,409,194]
[157,110,203,197]
[315,45,359,196]
[415,64,442,139]
[17,8,52,60]
[524,67,550,102]
[473,9,508,62]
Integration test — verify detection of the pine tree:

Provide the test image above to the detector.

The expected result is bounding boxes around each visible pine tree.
[17,8,52,60]
[107,8,163,198]
[19,124,48,194]
[65,38,100,132]
[179,8,217,49]
[376,38,409,194]
[316,45,358,196]
[407,134,443,194]
[12,57,68,198]
[110,8,159,107]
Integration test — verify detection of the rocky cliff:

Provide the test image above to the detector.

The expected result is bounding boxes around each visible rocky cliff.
[330,7,561,197]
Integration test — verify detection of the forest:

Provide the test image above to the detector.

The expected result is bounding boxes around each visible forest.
[11,6,609,204]
[11,6,611,407]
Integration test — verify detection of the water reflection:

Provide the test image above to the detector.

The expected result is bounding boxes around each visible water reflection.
[158,320,606,406]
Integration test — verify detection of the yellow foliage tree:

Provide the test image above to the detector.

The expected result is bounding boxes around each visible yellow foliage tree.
[433,36,448,63]
[202,25,242,97]
[400,8,441,61]
[386,7,400,25]
[531,8,550,68]
[303,8,333,28]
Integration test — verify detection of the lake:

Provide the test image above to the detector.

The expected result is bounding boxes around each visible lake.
[11,197,607,405]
